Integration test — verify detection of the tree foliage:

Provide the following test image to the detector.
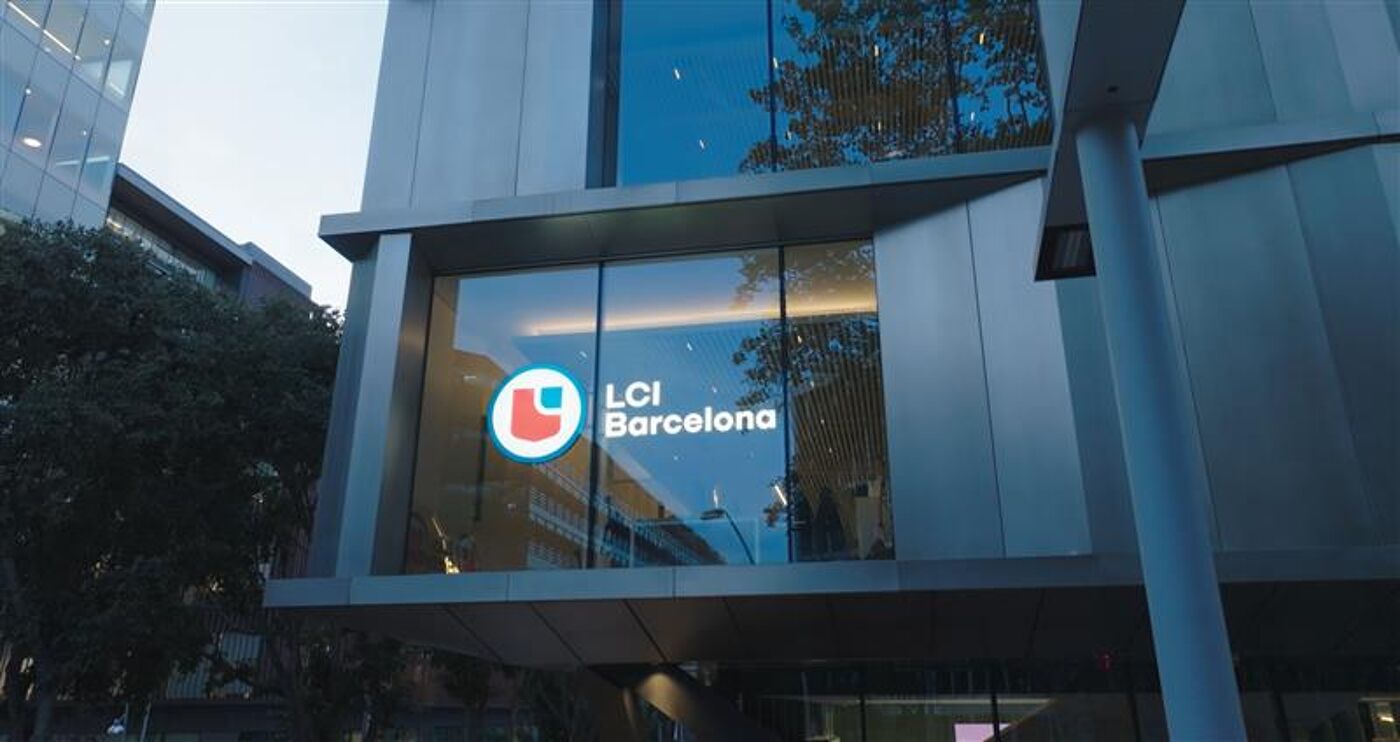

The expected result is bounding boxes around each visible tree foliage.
[0,220,339,739]
[742,0,1050,171]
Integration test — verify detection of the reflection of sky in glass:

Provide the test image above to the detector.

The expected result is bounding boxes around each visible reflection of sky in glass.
[597,252,787,565]
[618,1,769,184]
[619,0,1049,183]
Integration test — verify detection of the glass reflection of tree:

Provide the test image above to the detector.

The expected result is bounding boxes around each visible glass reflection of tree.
[741,0,1050,172]
[733,245,893,561]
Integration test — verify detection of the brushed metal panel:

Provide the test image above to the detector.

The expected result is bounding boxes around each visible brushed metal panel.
[339,605,493,658]
[1376,144,1400,237]
[449,603,578,667]
[413,0,528,206]
[630,598,744,662]
[826,592,933,659]
[928,589,1041,661]
[1026,586,1146,661]
[516,0,594,196]
[724,595,837,662]
[360,0,434,210]
[1288,147,1400,544]
[1055,278,1136,554]
[533,601,663,665]
[1155,166,1370,550]
[1323,0,1400,113]
[1149,0,1276,136]
[967,180,1092,557]
[1249,0,1353,122]
[874,206,1003,559]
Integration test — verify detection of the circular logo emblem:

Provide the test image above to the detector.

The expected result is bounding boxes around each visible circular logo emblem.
[487,364,587,463]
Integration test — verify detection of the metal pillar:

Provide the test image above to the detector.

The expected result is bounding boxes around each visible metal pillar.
[1075,115,1247,741]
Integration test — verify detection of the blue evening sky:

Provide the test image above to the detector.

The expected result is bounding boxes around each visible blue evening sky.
[122,1,389,308]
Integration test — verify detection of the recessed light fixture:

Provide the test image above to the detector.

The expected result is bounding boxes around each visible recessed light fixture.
[20,136,43,149]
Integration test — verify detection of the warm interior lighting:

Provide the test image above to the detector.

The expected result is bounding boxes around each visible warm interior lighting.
[528,296,875,336]
[20,136,42,149]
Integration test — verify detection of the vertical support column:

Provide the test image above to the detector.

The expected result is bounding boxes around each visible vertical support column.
[308,232,431,578]
[1075,116,1246,741]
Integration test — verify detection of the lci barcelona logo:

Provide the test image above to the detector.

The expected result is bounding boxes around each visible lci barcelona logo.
[487,364,587,463]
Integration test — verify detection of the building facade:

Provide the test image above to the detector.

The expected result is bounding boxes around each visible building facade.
[0,0,151,226]
[107,163,313,305]
[271,1,1400,740]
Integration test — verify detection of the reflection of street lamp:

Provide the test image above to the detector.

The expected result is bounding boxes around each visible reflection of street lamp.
[701,508,755,565]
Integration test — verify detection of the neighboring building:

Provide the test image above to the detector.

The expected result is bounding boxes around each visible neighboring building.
[107,163,313,305]
[0,0,152,226]
[270,0,1398,739]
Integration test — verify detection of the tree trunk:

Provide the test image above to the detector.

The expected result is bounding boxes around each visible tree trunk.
[29,673,54,742]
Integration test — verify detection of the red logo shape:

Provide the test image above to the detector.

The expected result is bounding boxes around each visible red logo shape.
[510,387,562,442]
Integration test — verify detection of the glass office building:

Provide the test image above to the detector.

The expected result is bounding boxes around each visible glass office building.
[0,0,151,226]
[271,0,1400,739]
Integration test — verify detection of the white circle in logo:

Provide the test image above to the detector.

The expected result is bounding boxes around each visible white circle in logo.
[488,364,587,463]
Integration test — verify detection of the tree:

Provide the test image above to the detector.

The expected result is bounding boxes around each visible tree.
[0,220,340,739]
[741,0,1051,172]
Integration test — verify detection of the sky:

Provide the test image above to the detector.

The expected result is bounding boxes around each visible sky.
[122,0,389,308]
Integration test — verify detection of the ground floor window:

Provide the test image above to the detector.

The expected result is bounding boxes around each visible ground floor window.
[405,241,892,573]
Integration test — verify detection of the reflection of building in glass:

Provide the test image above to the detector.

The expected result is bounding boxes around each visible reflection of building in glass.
[281,0,1400,737]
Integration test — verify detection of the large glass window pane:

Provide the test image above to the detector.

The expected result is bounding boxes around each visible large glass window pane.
[4,0,51,39]
[103,10,145,104]
[782,241,892,561]
[45,77,96,186]
[616,1,771,185]
[72,1,116,89]
[77,98,122,200]
[0,25,39,146]
[40,0,85,62]
[615,0,1051,184]
[11,55,66,167]
[407,268,599,573]
[594,251,787,567]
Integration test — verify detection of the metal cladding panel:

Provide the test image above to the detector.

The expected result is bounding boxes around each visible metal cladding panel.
[1249,0,1353,122]
[449,604,577,667]
[1287,147,1400,544]
[629,598,744,662]
[1376,144,1400,237]
[360,0,434,210]
[1147,0,1275,136]
[515,0,593,196]
[1155,166,1371,550]
[307,254,377,577]
[412,0,529,206]
[967,180,1092,557]
[1324,0,1400,112]
[874,207,1003,560]
[1055,278,1136,554]
[532,601,663,665]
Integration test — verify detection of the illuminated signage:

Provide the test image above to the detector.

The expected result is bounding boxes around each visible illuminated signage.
[487,364,587,463]
[487,371,778,461]
[602,381,777,439]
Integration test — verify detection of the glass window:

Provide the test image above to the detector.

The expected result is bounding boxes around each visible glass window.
[72,1,116,89]
[781,241,892,561]
[40,0,85,63]
[11,55,66,166]
[613,0,1051,185]
[77,98,122,201]
[0,24,39,146]
[0,152,43,217]
[616,1,771,185]
[45,76,96,186]
[594,250,786,567]
[103,10,144,104]
[4,0,51,39]
[407,267,600,573]
[409,242,892,574]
